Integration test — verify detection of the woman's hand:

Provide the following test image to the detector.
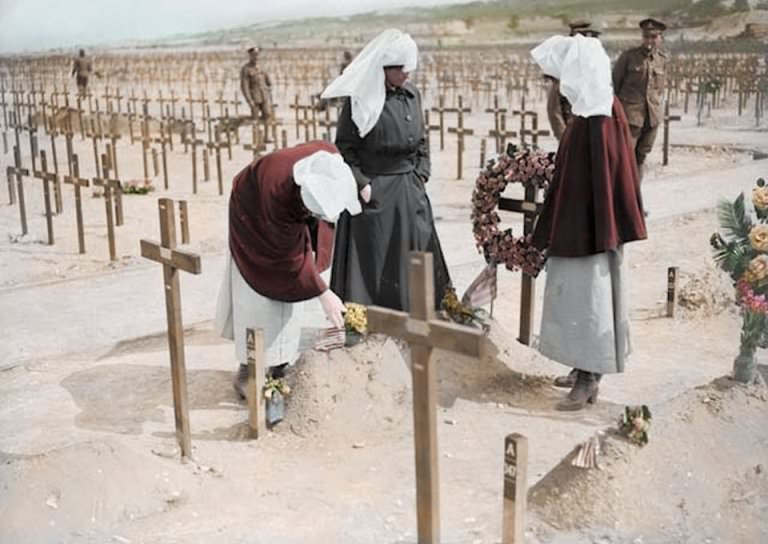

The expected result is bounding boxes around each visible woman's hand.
[318,289,346,329]
[360,184,372,204]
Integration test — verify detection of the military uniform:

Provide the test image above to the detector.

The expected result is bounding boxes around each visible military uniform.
[240,61,273,121]
[546,80,572,141]
[613,19,668,178]
[71,55,93,95]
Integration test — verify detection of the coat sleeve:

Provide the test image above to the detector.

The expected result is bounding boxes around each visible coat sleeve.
[612,51,628,96]
[546,81,567,141]
[414,91,431,181]
[335,98,371,191]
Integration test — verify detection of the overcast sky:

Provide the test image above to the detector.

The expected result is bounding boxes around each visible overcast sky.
[0,0,475,53]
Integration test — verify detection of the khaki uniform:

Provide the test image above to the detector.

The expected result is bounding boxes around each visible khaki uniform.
[240,62,273,121]
[613,46,667,175]
[546,80,573,141]
[71,56,93,95]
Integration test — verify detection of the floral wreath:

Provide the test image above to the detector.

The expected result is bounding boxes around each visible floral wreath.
[471,145,556,276]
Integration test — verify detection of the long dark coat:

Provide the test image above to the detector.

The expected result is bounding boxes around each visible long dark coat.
[330,83,451,311]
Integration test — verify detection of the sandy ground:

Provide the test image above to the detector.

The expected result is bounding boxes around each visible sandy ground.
[1,89,767,543]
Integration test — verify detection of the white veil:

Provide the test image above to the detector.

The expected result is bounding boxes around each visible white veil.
[531,34,613,118]
[321,29,419,138]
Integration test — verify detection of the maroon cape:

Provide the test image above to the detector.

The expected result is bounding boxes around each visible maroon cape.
[229,141,337,302]
[532,98,647,257]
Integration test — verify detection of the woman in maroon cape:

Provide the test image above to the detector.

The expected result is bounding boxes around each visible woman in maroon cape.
[530,35,647,411]
[215,141,362,400]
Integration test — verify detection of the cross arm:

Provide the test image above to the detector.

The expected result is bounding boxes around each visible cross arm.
[367,306,488,358]
[140,239,202,274]
[498,197,542,215]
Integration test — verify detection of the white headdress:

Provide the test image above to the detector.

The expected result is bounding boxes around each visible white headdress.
[321,29,418,138]
[293,150,362,223]
[531,34,613,118]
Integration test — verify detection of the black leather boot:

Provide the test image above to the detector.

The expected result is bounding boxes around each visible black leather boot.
[556,370,600,411]
[553,368,578,388]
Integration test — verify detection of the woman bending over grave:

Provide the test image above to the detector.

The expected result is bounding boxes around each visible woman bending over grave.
[321,29,451,312]
[215,141,361,400]
[530,35,647,411]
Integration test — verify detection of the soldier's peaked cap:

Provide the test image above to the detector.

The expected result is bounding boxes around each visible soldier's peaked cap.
[639,18,667,33]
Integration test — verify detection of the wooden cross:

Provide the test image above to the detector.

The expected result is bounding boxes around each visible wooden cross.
[91,153,122,261]
[666,266,678,318]
[7,145,29,235]
[31,150,57,245]
[62,153,90,254]
[206,129,227,195]
[447,109,474,180]
[140,198,202,460]
[488,113,518,155]
[152,123,171,190]
[485,95,508,153]
[178,200,190,245]
[366,252,487,544]
[429,96,448,151]
[48,131,64,214]
[501,433,528,544]
[662,100,681,167]
[519,113,550,150]
[498,168,543,346]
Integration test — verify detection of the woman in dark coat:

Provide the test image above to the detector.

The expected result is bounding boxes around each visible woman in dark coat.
[322,29,450,311]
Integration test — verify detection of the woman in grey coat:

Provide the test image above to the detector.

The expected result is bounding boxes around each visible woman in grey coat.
[322,29,450,311]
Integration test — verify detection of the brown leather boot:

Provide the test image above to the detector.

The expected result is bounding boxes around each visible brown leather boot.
[556,370,600,411]
[553,369,578,388]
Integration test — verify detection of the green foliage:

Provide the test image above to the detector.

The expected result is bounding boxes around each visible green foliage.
[507,14,520,31]
[717,193,752,241]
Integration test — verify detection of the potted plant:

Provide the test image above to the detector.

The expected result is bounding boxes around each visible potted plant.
[263,377,290,426]
[711,177,768,383]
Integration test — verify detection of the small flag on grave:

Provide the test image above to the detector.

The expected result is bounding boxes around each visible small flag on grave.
[314,327,346,352]
[462,263,498,308]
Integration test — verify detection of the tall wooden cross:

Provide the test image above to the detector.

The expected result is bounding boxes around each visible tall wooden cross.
[7,146,29,235]
[91,153,122,261]
[498,155,543,346]
[31,150,57,245]
[662,100,681,167]
[447,109,474,180]
[429,95,448,151]
[62,153,90,254]
[485,95,508,153]
[140,198,202,460]
[366,252,487,544]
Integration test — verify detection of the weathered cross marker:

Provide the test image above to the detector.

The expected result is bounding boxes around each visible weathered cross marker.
[62,154,90,254]
[662,100,681,167]
[447,109,474,180]
[499,168,543,346]
[501,433,528,544]
[246,327,267,439]
[91,154,122,261]
[140,198,202,460]
[178,200,190,245]
[32,150,57,245]
[7,146,29,235]
[366,252,487,544]
[429,96,448,151]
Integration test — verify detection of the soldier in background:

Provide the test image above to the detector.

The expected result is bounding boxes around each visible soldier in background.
[613,18,668,181]
[546,21,602,141]
[240,46,273,123]
[71,49,93,96]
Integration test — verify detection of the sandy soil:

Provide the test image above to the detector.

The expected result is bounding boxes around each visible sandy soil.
[1,76,767,543]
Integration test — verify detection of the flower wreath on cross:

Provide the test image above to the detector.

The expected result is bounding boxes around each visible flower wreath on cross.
[471,144,556,277]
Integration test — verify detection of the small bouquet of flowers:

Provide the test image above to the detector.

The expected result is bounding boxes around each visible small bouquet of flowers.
[618,405,652,446]
[441,287,490,330]
[122,179,155,195]
[344,302,368,346]
[711,177,768,383]
[263,376,290,426]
